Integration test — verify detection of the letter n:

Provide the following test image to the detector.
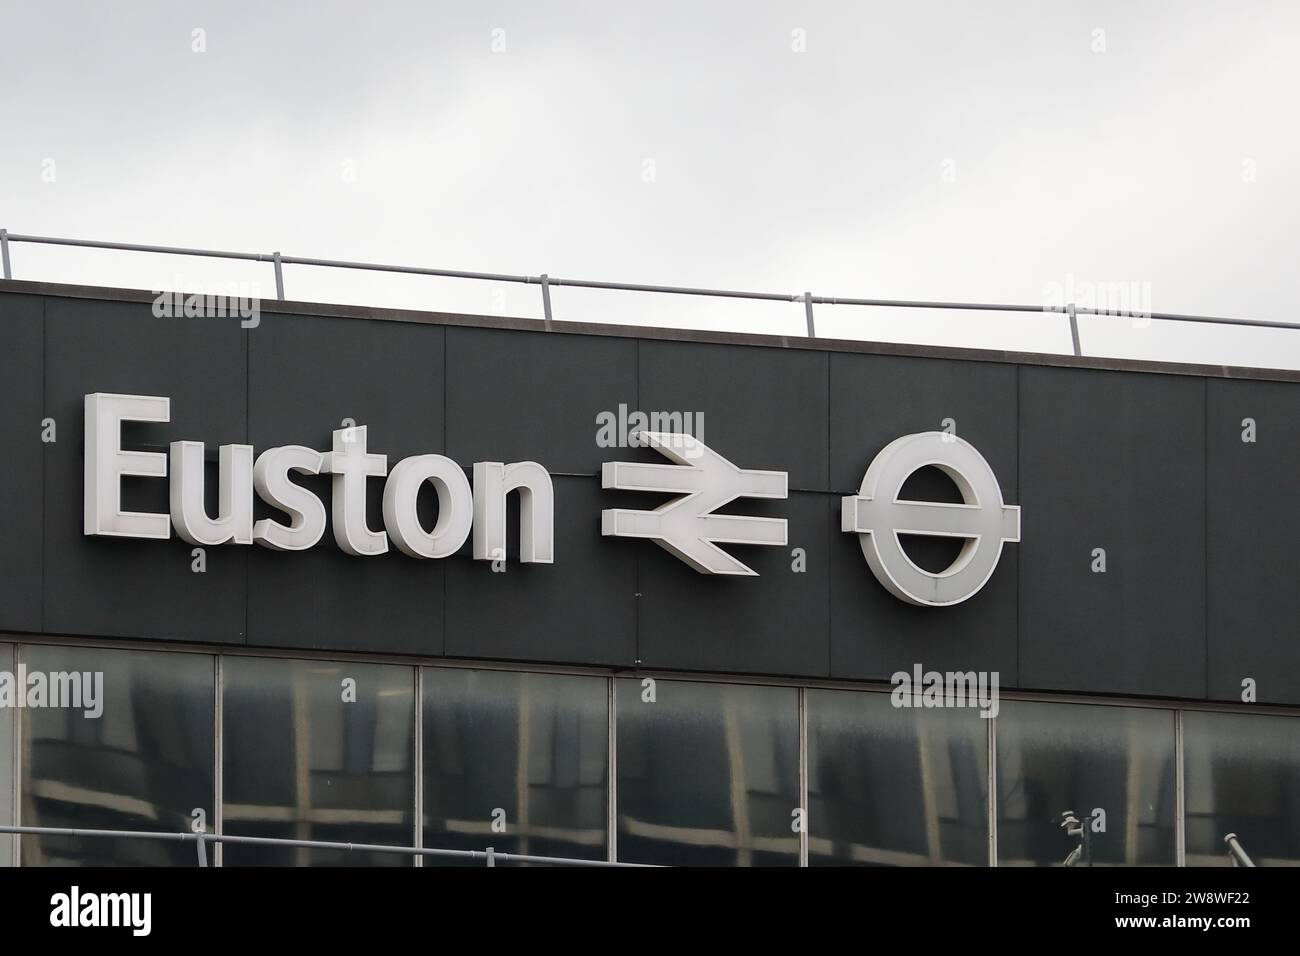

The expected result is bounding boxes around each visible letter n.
[472,462,554,564]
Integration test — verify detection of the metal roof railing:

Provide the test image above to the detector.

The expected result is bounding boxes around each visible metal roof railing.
[0,824,653,867]
[0,824,1260,867]
[2,229,1297,357]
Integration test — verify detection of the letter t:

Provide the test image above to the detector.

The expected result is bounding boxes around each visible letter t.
[322,425,388,555]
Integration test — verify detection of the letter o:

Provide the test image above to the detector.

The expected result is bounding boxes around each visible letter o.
[382,455,473,558]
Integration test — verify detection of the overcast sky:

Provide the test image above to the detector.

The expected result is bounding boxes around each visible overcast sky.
[2,1,1298,368]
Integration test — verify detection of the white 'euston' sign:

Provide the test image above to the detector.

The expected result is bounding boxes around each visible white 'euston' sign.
[83,393,554,564]
[83,393,1019,605]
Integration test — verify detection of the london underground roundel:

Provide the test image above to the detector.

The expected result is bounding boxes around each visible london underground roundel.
[841,432,1021,607]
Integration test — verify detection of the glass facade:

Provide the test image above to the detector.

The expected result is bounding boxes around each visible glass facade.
[1184,711,1300,866]
[996,700,1176,866]
[0,637,1297,867]
[808,688,987,866]
[423,668,607,864]
[17,644,214,866]
[616,678,799,866]
[222,656,414,866]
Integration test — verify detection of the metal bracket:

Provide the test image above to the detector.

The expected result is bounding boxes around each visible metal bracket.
[1224,832,1255,867]
[539,274,553,330]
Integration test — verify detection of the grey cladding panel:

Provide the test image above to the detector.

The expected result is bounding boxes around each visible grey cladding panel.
[42,296,248,643]
[1018,366,1205,698]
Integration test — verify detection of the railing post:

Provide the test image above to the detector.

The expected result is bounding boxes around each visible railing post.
[803,292,815,337]
[272,252,285,300]
[1224,832,1254,867]
[195,833,208,867]
[539,274,553,330]
[1067,302,1081,357]
[485,845,495,867]
[0,229,11,280]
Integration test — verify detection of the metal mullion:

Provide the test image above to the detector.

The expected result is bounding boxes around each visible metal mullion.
[12,645,22,866]
[8,644,17,866]
[607,677,617,863]
[214,654,223,867]
[1175,709,1186,867]
[987,713,998,867]
[414,666,424,867]
[798,687,808,867]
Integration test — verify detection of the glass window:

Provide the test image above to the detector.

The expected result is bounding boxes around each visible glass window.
[1184,710,1300,866]
[222,656,414,865]
[996,699,1176,866]
[616,678,799,866]
[808,689,988,866]
[423,668,607,864]
[19,644,215,866]
[0,643,12,867]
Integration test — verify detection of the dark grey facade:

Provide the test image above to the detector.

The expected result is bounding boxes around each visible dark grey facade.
[2,281,1299,705]
[5,280,1300,870]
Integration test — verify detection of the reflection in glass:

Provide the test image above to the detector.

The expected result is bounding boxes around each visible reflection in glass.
[19,644,215,866]
[808,689,988,865]
[222,657,413,865]
[1184,711,1300,866]
[423,668,607,864]
[996,700,1175,866]
[616,678,799,866]
[0,643,12,867]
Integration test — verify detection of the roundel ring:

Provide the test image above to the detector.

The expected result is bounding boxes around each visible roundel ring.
[841,432,1021,607]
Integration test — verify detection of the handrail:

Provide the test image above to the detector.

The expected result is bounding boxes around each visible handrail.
[0,824,653,867]
[3,229,1298,355]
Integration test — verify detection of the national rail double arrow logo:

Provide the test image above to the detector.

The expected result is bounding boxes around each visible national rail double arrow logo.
[600,431,787,576]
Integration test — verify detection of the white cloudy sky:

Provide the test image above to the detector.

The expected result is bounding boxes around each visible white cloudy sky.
[2,1,1298,367]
